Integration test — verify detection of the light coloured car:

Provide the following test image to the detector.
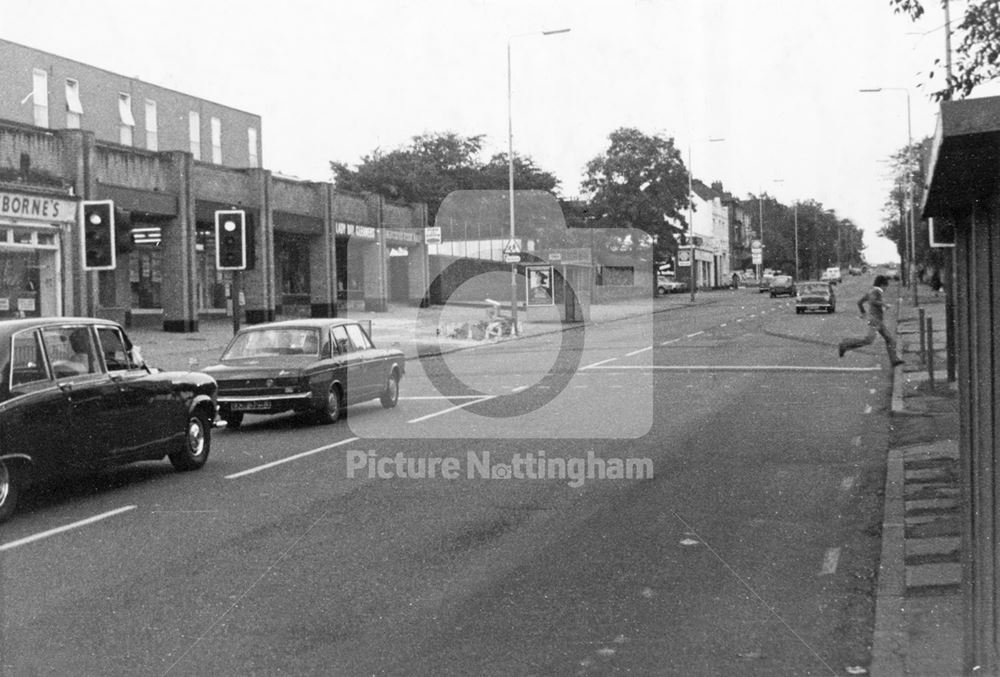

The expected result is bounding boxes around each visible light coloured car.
[820,267,842,284]
[796,281,837,314]
[657,274,685,295]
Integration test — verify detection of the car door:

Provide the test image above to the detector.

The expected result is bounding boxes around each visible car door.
[40,325,120,468]
[95,325,180,458]
[330,325,367,404]
[1,328,72,477]
[344,322,381,401]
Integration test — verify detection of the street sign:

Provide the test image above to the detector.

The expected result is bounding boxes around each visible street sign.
[504,253,522,263]
[424,226,442,245]
[503,239,521,254]
[750,239,762,251]
[548,252,562,262]
[677,249,691,267]
[752,251,762,265]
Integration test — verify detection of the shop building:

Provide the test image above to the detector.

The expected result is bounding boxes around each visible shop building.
[0,40,430,331]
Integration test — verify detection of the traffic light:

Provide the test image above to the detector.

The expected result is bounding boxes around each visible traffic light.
[81,200,116,270]
[215,210,247,270]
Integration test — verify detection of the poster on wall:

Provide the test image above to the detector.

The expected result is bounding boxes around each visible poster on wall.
[526,265,554,306]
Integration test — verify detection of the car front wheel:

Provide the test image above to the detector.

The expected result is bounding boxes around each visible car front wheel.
[315,384,343,424]
[170,412,211,471]
[380,370,400,409]
[0,459,20,523]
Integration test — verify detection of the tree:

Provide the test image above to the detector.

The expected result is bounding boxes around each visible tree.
[330,132,559,222]
[890,0,1000,100]
[580,128,690,263]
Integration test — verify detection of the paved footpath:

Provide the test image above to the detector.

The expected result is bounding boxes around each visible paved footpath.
[872,290,963,677]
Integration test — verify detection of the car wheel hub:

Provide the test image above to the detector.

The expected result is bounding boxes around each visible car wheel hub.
[188,419,205,457]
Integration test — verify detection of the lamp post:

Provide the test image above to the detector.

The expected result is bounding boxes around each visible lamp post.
[686,138,725,301]
[508,28,570,333]
[860,86,917,306]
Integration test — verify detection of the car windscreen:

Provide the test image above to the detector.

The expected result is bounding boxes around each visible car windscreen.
[772,276,792,284]
[222,328,321,359]
[799,284,830,295]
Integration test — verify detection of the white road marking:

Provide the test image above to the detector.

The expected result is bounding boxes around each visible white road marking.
[869,388,877,395]
[399,395,490,400]
[819,547,841,575]
[660,338,682,346]
[0,505,136,552]
[840,477,855,491]
[864,404,873,414]
[625,346,653,357]
[583,365,882,373]
[686,331,704,338]
[408,396,495,423]
[852,436,862,446]
[719,323,727,327]
[736,318,743,323]
[226,438,360,479]
[512,385,529,392]
[581,356,619,369]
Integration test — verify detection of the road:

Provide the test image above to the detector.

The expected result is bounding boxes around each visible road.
[0,277,892,676]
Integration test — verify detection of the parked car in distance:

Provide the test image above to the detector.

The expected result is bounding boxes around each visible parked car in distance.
[795,281,837,314]
[820,267,842,284]
[657,274,685,295]
[848,265,863,276]
[203,319,405,429]
[0,317,217,523]
[769,275,796,297]
[758,271,776,293]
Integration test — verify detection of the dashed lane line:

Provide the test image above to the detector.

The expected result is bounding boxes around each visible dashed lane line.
[625,346,653,357]
[226,438,360,479]
[686,331,705,338]
[407,396,496,423]
[582,356,619,369]
[0,505,136,552]
[819,547,841,575]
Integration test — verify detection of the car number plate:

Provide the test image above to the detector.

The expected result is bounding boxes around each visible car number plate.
[231,401,271,412]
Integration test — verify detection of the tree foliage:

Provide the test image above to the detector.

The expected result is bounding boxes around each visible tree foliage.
[890,0,1000,100]
[580,128,690,261]
[740,195,865,278]
[330,132,559,222]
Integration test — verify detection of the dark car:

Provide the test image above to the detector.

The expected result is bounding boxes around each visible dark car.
[203,319,405,428]
[795,281,837,314]
[0,317,217,522]
[769,275,795,297]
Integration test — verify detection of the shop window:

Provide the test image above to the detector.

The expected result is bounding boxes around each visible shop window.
[118,93,135,146]
[596,266,635,286]
[65,79,83,129]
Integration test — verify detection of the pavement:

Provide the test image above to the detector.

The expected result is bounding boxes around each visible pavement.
[872,288,963,677]
[125,288,729,372]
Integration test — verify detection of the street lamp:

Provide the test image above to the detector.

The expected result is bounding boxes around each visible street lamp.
[686,138,725,301]
[508,27,570,334]
[859,86,918,306]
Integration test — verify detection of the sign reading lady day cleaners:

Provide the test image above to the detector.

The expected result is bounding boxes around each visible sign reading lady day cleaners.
[0,191,77,224]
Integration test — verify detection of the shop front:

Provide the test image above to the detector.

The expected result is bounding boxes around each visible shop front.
[0,188,75,319]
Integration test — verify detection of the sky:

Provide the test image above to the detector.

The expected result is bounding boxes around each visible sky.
[3,0,984,263]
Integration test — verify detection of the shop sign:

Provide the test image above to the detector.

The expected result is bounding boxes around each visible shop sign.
[384,228,421,244]
[334,222,376,240]
[0,192,76,225]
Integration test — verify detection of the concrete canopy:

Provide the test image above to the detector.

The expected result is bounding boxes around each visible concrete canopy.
[923,96,1000,219]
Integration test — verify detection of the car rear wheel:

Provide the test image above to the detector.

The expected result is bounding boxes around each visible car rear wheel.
[0,460,20,523]
[315,384,343,424]
[222,412,243,429]
[170,412,211,471]
[380,370,400,409]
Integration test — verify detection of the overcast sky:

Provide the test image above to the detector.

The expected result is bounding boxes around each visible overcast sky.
[4,0,983,263]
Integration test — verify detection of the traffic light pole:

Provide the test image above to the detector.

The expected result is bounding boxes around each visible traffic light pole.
[231,271,242,335]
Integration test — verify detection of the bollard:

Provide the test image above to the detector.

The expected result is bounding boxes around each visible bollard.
[919,308,926,365]
[927,317,935,389]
